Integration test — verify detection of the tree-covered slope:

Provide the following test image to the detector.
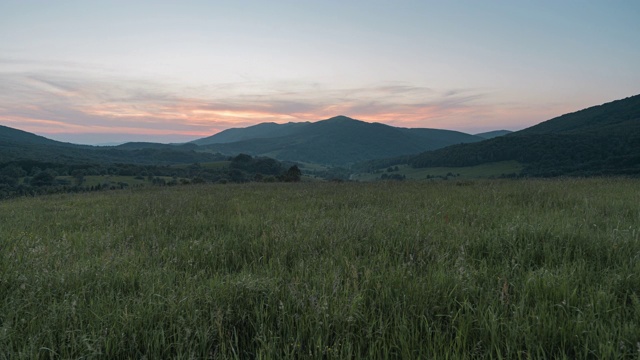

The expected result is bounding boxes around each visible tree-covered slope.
[0,126,225,165]
[115,142,199,151]
[474,130,512,139]
[398,127,483,147]
[192,122,310,145]
[0,125,80,147]
[408,95,640,176]
[517,95,640,135]
[198,116,484,165]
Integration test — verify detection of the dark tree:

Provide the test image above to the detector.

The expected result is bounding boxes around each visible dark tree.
[1,164,27,178]
[232,153,253,163]
[71,169,86,186]
[0,175,17,187]
[283,165,302,182]
[30,169,56,186]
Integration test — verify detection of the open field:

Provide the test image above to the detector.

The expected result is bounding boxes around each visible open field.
[1,179,639,358]
[71,175,149,188]
[27,175,187,189]
[352,161,524,181]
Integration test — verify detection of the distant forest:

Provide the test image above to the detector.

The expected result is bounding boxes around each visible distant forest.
[407,95,640,177]
[408,133,640,177]
[0,155,302,199]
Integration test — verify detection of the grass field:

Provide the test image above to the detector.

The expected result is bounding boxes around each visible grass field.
[53,175,185,188]
[352,161,524,181]
[1,179,639,358]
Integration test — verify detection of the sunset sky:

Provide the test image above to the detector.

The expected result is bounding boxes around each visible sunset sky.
[1,1,639,144]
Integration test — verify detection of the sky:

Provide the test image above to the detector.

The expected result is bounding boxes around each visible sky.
[1,1,639,145]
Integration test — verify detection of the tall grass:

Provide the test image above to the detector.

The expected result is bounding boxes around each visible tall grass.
[1,179,639,359]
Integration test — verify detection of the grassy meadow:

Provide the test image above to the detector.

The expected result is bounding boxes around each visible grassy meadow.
[1,179,640,359]
[351,161,524,181]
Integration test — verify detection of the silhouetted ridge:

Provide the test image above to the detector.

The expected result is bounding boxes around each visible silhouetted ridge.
[0,125,79,147]
[407,94,640,176]
[0,125,225,164]
[193,116,484,165]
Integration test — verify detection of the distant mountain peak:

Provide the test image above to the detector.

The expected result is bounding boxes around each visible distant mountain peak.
[191,115,483,165]
[324,115,357,122]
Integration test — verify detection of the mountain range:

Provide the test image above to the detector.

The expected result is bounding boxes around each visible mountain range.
[192,116,488,165]
[0,118,502,166]
[1,93,638,177]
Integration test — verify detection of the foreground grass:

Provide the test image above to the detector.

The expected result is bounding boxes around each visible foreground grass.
[1,179,639,359]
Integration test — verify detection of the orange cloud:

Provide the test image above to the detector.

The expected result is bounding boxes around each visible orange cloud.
[0,115,89,132]
[1,71,573,143]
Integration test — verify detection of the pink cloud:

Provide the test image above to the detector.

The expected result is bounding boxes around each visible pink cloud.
[0,71,570,143]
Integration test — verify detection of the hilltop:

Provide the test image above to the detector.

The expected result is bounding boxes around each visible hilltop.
[193,122,310,145]
[406,95,640,176]
[193,116,485,166]
[0,125,79,147]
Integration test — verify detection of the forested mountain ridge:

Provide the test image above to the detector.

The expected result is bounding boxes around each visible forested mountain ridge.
[475,130,512,139]
[408,95,640,176]
[195,116,485,165]
[516,95,640,135]
[193,122,310,145]
[0,126,225,165]
[0,125,84,148]
[2,116,507,167]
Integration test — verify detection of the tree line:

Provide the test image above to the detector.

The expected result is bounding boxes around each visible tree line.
[0,154,302,199]
[407,133,640,177]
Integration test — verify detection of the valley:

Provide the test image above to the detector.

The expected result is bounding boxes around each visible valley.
[1,94,639,358]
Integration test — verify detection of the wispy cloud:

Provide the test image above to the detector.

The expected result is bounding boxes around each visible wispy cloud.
[0,67,564,143]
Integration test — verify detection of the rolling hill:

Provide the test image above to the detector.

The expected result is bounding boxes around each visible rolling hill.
[194,116,485,165]
[407,94,640,176]
[193,122,310,145]
[0,125,80,147]
[0,125,88,163]
[2,117,511,168]
[0,126,225,165]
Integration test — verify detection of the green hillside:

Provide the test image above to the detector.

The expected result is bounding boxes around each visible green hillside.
[1,117,489,168]
[475,130,512,139]
[398,127,481,146]
[198,116,483,166]
[408,95,640,177]
[193,122,310,145]
[0,125,79,147]
[0,126,226,165]
[517,95,640,135]
[114,142,198,151]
